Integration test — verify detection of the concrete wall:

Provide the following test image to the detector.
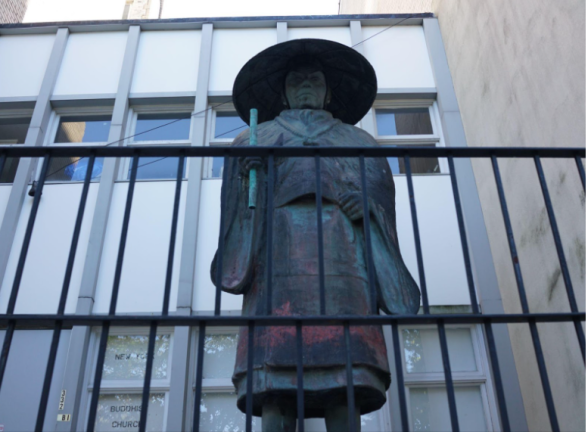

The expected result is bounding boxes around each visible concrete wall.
[430,1,586,430]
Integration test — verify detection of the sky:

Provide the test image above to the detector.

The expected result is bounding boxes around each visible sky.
[23,0,340,23]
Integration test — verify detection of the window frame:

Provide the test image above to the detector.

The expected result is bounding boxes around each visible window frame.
[81,326,175,432]
[397,324,501,432]
[367,100,449,175]
[40,107,113,183]
[0,109,33,184]
[118,105,194,181]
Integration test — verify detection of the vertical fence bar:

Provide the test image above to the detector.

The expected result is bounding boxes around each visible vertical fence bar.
[0,153,51,391]
[0,152,6,179]
[246,321,254,432]
[492,155,563,429]
[266,154,274,315]
[403,154,429,314]
[447,156,479,314]
[139,153,185,432]
[359,154,377,315]
[214,153,229,316]
[391,322,409,432]
[162,154,185,316]
[575,156,585,192]
[534,156,585,362]
[87,152,140,432]
[315,154,326,315]
[344,322,357,432]
[296,321,305,432]
[491,156,530,313]
[139,322,157,432]
[483,320,511,432]
[438,321,460,432]
[529,319,560,431]
[192,322,206,432]
[35,153,96,431]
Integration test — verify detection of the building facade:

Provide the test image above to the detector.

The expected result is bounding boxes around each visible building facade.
[0,0,28,24]
[0,13,583,432]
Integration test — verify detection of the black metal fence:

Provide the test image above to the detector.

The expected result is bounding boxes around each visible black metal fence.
[0,145,584,432]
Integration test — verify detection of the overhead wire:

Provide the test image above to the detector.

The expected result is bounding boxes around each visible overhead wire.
[39,16,412,182]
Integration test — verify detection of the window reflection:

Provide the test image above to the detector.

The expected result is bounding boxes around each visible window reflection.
[0,117,30,183]
[409,387,487,432]
[386,151,440,175]
[46,157,104,182]
[128,157,186,180]
[402,328,477,374]
[95,393,165,432]
[376,108,433,136]
[215,113,247,139]
[200,393,259,432]
[54,116,111,143]
[134,113,191,141]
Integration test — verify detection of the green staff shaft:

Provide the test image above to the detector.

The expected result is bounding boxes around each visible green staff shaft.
[248,108,258,210]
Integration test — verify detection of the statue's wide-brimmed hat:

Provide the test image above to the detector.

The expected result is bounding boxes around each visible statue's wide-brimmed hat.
[232,38,377,126]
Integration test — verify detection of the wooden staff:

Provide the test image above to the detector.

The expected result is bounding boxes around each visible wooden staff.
[248,108,258,209]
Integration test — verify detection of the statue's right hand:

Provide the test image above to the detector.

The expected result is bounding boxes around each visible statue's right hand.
[239,157,264,175]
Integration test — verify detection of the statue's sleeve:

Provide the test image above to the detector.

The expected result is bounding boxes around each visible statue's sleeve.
[210,131,260,295]
[355,129,421,314]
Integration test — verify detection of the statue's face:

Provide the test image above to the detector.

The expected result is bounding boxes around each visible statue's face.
[284,66,327,110]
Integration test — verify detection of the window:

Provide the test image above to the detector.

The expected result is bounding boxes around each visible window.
[204,110,248,179]
[371,103,446,175]
[88,329,173,432]
[45,112,111,183]
[0,116,30,183]
[399,325,500,432]
[123,110,191,181]
[195,330,260,432]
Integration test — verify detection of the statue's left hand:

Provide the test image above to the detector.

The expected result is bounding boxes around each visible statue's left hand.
[339,192,369,222]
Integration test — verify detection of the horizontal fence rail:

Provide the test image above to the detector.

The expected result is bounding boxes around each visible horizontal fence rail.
[0,145,584,432]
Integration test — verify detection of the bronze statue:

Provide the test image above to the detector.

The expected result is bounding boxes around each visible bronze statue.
[211,39,420,432]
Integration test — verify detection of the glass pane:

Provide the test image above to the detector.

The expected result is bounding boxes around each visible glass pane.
[385,145,440,175]
[46,157,104,182]
[54,116,111,143]
[129,157,186,180]
[375,108,433,136]
[203,334,238,379]
[210,157,224,178]
[402,328,476,374]
[134,113,191,141]
[199,393,259,432]
[409,386,487,432]
[215,113,247,139]
[0,117,31,183]
[0,117,29,144]
[102,334,171,380]
[0,157,22,183]
[95,393,165,432]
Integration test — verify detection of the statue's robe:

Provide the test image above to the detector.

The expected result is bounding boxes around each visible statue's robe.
[211,109,420,417]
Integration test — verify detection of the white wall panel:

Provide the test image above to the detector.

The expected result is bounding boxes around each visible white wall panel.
[361,26,435,89]
[0,34,55,98]
[0,185,12,227]
[193,180,243,312]
[287,27,351,46]
[209,29,276,92]
[131,30,201,94]
[395,175,469,306]
[53,32,127,96]
[93,181,186,313]
[0,184,99,314]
